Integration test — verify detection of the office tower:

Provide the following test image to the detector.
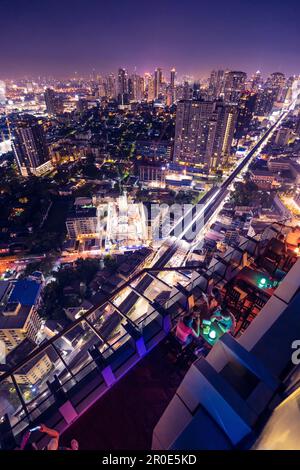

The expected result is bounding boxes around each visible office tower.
[154,68,162,99]
[11,115,51,177]
[173,100,237,169]
[208,70,225,100]
[224,71,247,104]
[98,76,107,97]
[0,80,6,106]
[170,68,176,89]
[44,88,64,115]
[131,74,144,101]
[212,102,238,167]
[117,68,128,104]
[183,81,193,100]
[192,81,201,100]
[250,70,262,92]
[254,88,277,116]
[128,77,134,101]
[235,92,257,139]
[173,100,215,166]
[265,72,286,102]
[166,86,173,106]
[106,73,116,99]
[146,73,155,101]
[170,68,176,104]
[118,68,128,94]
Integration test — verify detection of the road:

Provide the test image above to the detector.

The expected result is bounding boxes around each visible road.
[171,105,291,245]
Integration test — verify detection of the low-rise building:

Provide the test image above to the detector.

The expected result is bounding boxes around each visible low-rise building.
[0,280,42,351]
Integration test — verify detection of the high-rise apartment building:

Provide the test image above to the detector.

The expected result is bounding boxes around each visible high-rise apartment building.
[154,68,163,99]
[173,100,237,169]
[106,73,117,99]
[235,92,257,139]
[224,71,247,104]
[208,70,225,100]
[254,88,277,116]
[250,70,262,92]
[11,115,52,177]
[170,68,176,104]
[264,72,287,103]
[117,68,128,104]
[146,73,155,101]
[44,88,64,115]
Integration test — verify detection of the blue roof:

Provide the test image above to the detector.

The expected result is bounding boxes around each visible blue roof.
[9,280,41,306]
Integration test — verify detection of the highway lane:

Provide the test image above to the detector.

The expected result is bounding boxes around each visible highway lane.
[104,107,292,322]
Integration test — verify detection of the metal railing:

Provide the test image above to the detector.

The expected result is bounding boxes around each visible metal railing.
[0,222,295,447]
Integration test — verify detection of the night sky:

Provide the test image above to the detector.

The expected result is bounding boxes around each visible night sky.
[1,0,300,79]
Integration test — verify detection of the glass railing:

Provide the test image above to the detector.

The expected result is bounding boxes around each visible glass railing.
[0,222,294,448]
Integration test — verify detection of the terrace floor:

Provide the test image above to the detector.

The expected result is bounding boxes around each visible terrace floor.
[61,338,191,450]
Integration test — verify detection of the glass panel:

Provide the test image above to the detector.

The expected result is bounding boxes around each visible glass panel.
[137,309,163,342]
[0,377,26,429]
[88,304,125,346]
[67,321,103,378]
[132,273,172,306]
[126,293,153,323]
[12,344,72,420]
[111,285,151,323]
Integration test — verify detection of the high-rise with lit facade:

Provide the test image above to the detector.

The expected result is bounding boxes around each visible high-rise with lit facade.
[154,67,163,99]
[173,100,237,169]
[250,70,262,91]
[130,74,144,101]
[170,68,176,103]
[44,88,64,115]
[224,71,247,104]
[11,115,52,177]
[266,72,286,100]
[117,67,128,104]
[235,92,257,139]
[208,70,225,100]
[106,73,117,99]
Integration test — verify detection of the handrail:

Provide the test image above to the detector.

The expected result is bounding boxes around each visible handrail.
[0,221,294,383]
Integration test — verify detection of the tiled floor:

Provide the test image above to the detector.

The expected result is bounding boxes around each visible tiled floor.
[61,339,190,450]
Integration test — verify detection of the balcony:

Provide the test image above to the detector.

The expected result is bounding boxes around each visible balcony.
[0,222,298,450]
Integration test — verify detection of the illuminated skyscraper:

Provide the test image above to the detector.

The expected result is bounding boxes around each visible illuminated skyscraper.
[224,71,247,104]
[235,92,257,139]
[44,88,64,115]
[173,100,237,168]
[266,72,286,102]
[255,88,277,116]
[12,116,51,177]
[154,68,162,99]
[145,73,155,101]
[106,73,116,99]
[131,74,144,101]
[117,68,128,104]
[170,68,176,103]
[208,70,225,100]
[250,70,262,92]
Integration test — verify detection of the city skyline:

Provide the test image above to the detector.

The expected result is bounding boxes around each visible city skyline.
[1,0,300,79]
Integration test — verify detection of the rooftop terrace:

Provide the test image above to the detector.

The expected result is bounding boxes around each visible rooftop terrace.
[0,222,299,449]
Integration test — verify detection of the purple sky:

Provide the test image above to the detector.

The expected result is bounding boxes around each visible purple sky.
[1,0,300,79]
